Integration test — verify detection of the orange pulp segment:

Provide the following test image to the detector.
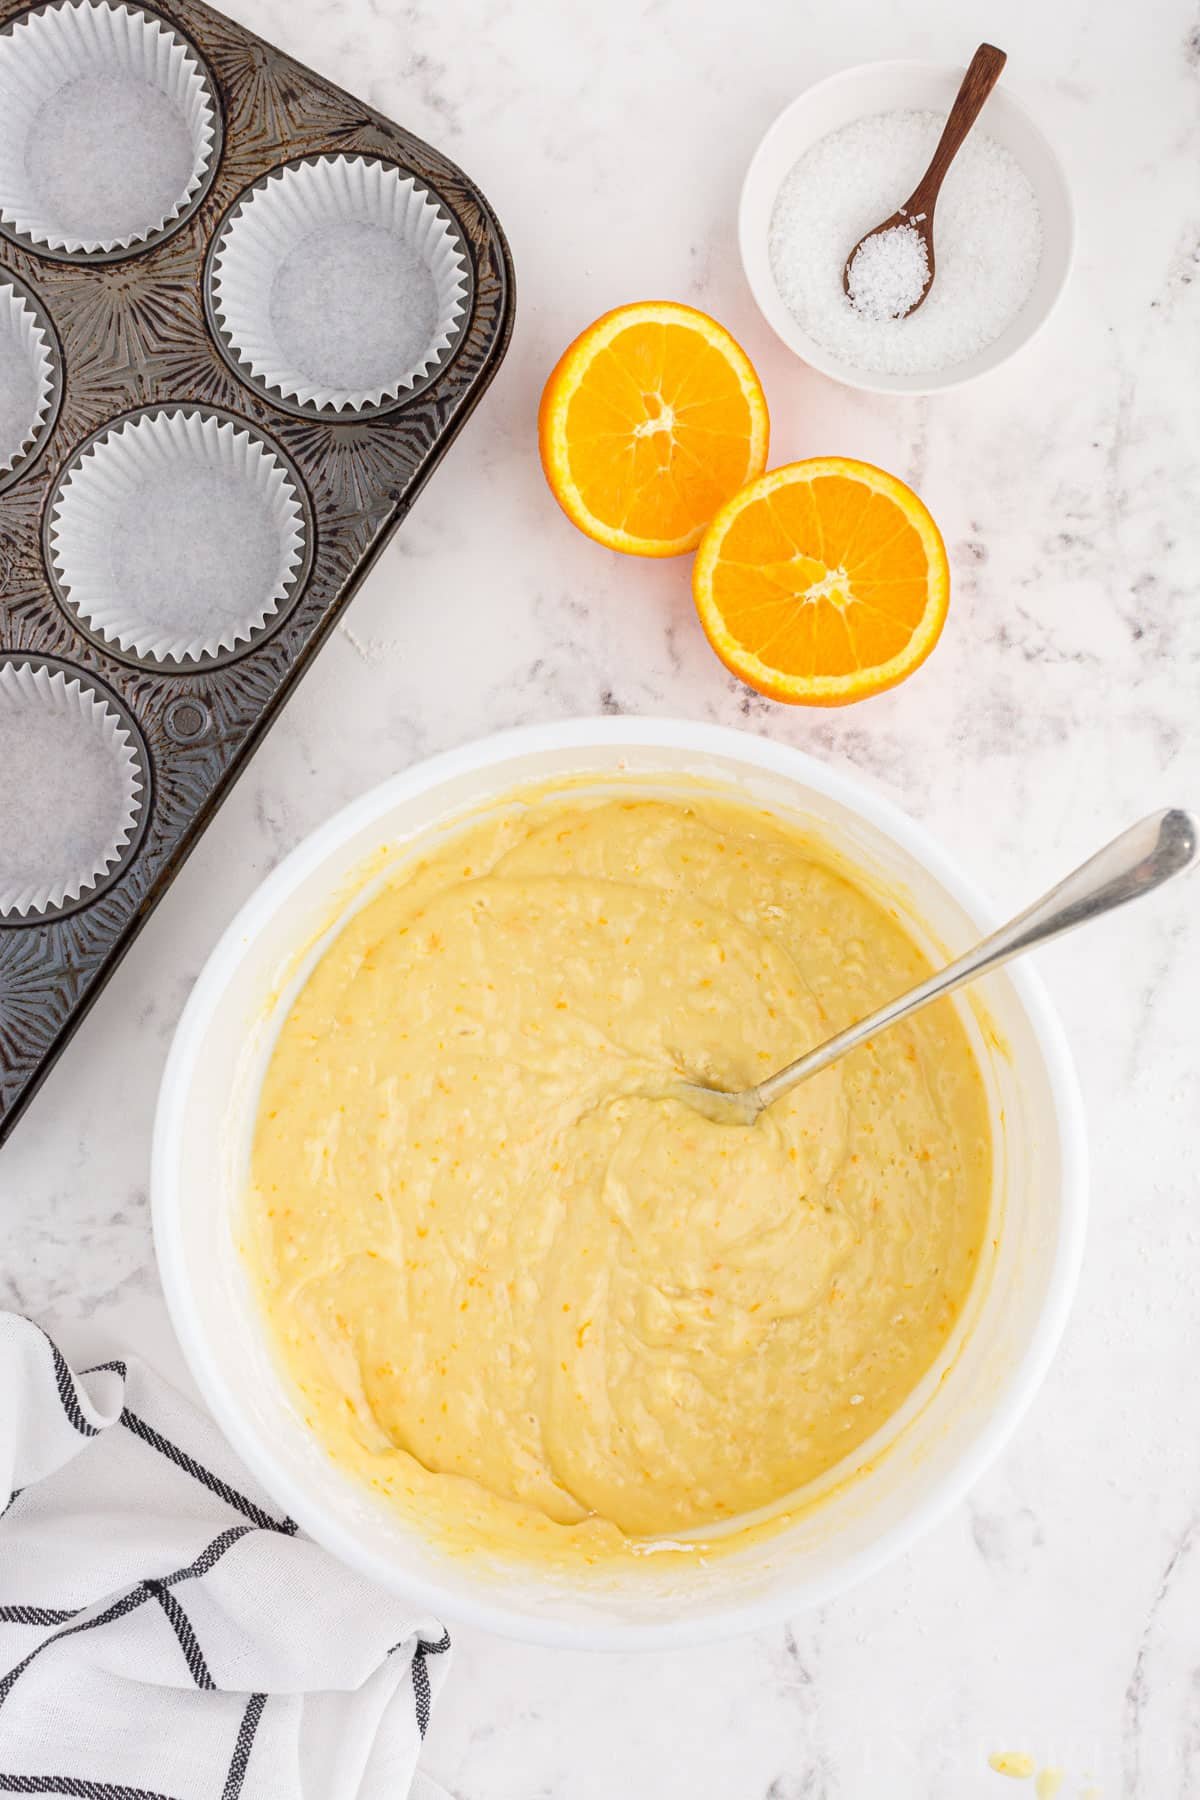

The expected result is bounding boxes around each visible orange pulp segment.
[692,457,950,705]
[538,301,769,557]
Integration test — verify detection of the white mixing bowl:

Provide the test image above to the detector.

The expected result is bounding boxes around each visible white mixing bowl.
[152,718,1087,1648]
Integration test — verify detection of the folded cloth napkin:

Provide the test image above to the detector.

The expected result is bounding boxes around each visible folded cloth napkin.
[0,1313,451,1800]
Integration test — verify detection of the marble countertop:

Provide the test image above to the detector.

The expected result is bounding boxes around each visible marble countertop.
[4,0,1199,1793]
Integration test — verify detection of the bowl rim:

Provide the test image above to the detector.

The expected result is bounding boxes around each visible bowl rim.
[152,717,1088,1648]
[738,57,1078,397]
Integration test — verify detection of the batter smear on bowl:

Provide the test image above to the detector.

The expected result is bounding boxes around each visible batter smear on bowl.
[247,788,991,1563]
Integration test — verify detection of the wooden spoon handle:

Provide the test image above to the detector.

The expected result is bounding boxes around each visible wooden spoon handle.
[906,43,1007,217]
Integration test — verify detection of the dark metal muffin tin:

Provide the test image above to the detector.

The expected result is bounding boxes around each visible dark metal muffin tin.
[0,0,514,1143]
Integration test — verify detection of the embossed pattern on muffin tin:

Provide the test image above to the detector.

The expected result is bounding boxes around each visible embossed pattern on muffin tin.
[0,0,513,1141]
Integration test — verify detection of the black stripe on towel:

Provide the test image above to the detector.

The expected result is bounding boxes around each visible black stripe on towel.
[0,1778,178,1799]
[120,1412,296,1535]
[147,1585,214,1690]
[221,1693,265,1800]
[0,1606,80,1626]
[412,1652,432,1738]
[37,1329,98,1438]
[409,1628,450,1738]
[0,1527,249,1708]
[163,1525,252,1586]
[0,1587,150,1709]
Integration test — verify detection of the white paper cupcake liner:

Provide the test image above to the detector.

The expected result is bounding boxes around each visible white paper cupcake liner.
[47,406,310,668]
[207,154,470,415]
[0,658,145,919]
[0,0,218,257]
[0,277,57,476]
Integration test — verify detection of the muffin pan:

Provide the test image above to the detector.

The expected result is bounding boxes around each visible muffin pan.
[0,0,513,1141]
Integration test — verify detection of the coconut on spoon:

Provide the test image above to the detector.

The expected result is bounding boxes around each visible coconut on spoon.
[842,42,1008,321]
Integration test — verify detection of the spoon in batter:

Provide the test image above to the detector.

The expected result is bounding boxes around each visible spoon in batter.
[679,807,1198,1127]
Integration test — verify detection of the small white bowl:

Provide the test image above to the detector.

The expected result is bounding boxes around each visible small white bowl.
[739,60,1075,396]
[153,719,1087,1649]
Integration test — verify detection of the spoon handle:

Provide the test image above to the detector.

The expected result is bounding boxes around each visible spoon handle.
[750,809,1198,1113]
[905,43,1008,216]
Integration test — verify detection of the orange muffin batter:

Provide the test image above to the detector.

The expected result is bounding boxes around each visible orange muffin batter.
[247,788,991,1563]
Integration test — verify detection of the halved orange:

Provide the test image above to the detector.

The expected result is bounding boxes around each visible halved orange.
[692,458,950,706]
[538,301,769,557]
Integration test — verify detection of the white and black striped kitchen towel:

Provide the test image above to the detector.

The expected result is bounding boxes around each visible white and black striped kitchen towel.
[0,1312,452,1800]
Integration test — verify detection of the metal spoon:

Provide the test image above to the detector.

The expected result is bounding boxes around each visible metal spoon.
[678,808,1199,1128]
[841,43,1008,319]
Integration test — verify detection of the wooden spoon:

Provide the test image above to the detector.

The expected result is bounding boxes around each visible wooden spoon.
[842,43,1008,319]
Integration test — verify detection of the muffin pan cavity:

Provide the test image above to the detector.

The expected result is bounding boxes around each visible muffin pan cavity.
[0,0,220,259]
[0,656,148,920]
[0,270,60,485]
[206,154,472,417]
[0,0,512,1143]
[47,405,311,669]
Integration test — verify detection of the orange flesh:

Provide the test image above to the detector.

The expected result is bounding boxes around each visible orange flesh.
[540,304,769,556]
[693,459,949,705]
